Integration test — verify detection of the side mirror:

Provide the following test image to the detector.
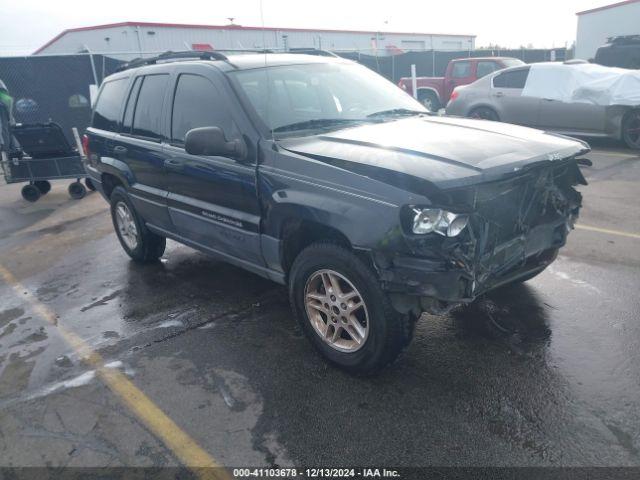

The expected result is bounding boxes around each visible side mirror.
[184,126,247,160]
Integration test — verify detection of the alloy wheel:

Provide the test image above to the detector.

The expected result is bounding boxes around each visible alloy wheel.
[304,269,369,353]
[115,201,139,250]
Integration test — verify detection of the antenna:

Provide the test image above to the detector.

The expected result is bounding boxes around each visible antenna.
[227,17,236,25]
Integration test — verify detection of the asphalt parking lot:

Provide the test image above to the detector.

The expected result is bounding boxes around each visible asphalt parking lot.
[0,140,639,474]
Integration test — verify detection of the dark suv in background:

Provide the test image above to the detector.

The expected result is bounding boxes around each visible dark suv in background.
[595,35,640,69]
[84,51,589,374]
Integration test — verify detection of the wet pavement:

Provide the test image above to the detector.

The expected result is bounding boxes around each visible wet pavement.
[0,142,639,470]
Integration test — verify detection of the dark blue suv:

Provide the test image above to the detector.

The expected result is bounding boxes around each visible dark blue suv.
[84,51,588,374]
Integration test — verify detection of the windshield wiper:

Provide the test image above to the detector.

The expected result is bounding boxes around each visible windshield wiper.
[273,118,376,133]
[366,108,427,118]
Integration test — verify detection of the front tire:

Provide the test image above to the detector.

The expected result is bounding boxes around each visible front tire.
[289,242,414,375]
[110,186,166,263]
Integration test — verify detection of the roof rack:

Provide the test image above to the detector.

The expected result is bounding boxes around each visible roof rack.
[115,50,228,72]
[114,48,342,72]
[287,48,339,58]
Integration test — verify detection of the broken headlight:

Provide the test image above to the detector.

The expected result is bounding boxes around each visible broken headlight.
[411,208,469,237]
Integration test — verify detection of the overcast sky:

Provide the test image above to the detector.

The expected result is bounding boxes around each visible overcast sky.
[0,0,609,56]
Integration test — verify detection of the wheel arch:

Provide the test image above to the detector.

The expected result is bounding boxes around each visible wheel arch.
[99,157,135,198]
[279,218,354,276]
[101,171,126,199]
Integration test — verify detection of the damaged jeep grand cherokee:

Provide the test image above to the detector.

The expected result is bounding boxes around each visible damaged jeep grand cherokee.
[85,52,589,375]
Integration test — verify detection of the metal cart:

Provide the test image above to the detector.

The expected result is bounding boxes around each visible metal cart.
[0,122,94,202]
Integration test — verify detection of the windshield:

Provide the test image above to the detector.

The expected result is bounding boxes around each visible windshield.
[230,62,427,135]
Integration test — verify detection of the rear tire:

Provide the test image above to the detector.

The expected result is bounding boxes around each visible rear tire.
[418,91,441,112]
[622,109,640,150]
[289,242,414,375]
[68,181,87,200]
[34,180,51,195]
[469,107,500,121]
[110,186,166,263]
[21,184,41,202]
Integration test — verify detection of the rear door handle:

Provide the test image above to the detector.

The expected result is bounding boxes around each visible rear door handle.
[494,91,504,98]
[164,158,184,171]
[113,145,128,156]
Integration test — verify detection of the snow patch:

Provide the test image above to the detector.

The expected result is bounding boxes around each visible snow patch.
[154,320,184,329]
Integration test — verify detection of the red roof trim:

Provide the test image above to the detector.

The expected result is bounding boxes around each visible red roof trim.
[33,21,476,54]
[577,0,640,15]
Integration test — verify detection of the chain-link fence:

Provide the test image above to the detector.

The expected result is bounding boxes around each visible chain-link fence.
[0,47,567,147]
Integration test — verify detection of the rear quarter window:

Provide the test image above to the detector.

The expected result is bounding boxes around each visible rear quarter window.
[93,78,128,132]
[493,68,530,89]
[476,61,498,79]
[451,61,471,78]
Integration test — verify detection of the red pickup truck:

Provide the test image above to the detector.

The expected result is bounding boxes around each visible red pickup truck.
[398,57,524,111]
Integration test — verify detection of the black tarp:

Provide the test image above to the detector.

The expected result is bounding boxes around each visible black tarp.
[0,55,123,144]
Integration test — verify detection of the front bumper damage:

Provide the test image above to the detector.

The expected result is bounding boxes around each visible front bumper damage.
[375,158,587,314]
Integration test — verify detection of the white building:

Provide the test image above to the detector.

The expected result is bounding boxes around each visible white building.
[576,0,640,60]
[33,21,475,59]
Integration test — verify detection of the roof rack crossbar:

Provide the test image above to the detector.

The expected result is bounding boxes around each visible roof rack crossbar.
[115,50,228,72]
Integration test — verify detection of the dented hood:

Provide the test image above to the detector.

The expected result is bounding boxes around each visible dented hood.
[278,115,589,190]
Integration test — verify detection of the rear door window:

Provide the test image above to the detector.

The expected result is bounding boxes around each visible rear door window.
[493,68,530,89]
[170,74,231,145]
[451,61,472,78]
[93,78,128,131]
[132,74,169,140]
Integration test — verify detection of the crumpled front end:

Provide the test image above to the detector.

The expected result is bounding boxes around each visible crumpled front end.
[376,158,587,314]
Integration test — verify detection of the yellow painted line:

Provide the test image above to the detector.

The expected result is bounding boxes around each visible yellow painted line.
[0,264,229,480]
[576,224,640,240]
[590,150,639,159]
